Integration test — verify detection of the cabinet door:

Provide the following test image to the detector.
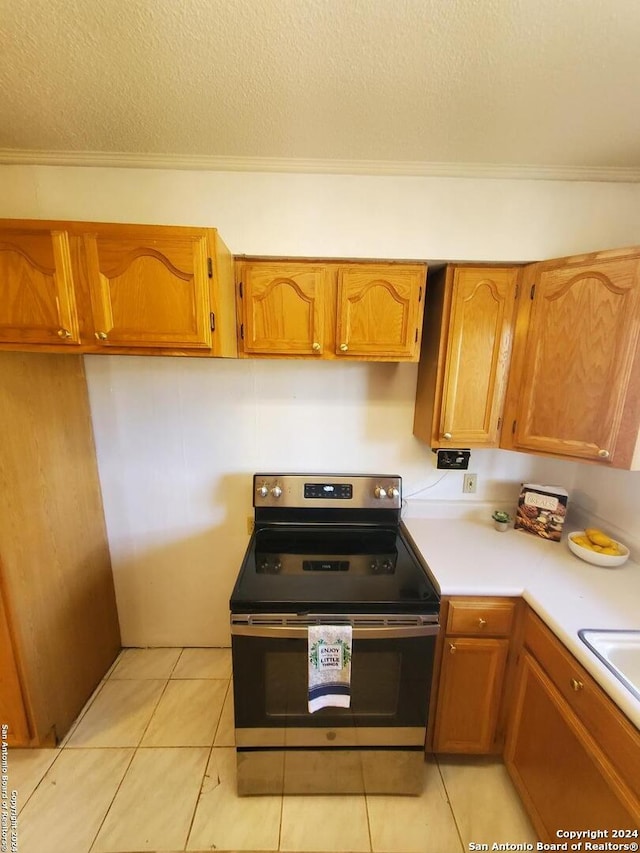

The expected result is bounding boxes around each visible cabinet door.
[438,267,517,446]
[82,227,213,349]
[505,251,640,466]
[0,227,79,345]
[433,637,508,753]
[0,582,31,745]
[505,652,637,840]
[336,264,425,359]
[239,263,327,355]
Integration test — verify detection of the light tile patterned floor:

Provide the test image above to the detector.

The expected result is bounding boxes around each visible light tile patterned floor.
[7,647,538,853]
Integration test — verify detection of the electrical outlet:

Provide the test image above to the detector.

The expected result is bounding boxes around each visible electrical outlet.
[247,516,254,535]
[463,473,477,494]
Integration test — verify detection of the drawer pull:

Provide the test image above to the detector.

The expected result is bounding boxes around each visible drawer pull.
[570,678,584,692]
[478,618,487,628]
[449,643,457,654]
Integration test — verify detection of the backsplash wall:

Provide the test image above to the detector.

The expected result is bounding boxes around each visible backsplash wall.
[3,164,640,645]
[84,356,579,646]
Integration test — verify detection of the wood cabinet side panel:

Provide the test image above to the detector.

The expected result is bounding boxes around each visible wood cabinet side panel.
[208,230,238,358]
[0,353,121,742]
[425,597,449,753]
[0,578,31,745]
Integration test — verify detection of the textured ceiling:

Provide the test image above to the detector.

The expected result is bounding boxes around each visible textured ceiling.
[1,0,640,177]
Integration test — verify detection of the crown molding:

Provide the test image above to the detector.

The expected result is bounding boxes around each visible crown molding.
[1,148,640,183]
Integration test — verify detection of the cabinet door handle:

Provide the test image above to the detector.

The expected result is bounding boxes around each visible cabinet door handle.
[339,343,349,352]
[478,617,487,628]
[449,643,456,654]
[570,678,584,692]
[597,449,610,459]
[312,342,321,352]
[57,328,72,339]
[443,432,452,440]
[95,331,108,341]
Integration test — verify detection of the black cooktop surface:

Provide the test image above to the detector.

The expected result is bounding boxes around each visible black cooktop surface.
[230,524,439,614]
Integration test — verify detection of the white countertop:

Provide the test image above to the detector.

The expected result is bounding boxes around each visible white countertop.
[402,511,640,730]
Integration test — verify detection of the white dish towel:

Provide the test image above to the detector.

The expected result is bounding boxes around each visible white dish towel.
[308,624,353,713]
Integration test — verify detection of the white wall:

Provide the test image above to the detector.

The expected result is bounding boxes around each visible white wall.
[3,165,640,646]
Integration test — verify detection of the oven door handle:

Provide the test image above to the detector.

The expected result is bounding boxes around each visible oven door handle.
[231,623,440,640]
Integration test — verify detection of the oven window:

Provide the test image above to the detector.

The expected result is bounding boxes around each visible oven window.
[265,651,401,717]
[232,633,434,729]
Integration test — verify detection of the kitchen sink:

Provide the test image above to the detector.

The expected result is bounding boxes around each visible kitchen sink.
[578,629,640,701]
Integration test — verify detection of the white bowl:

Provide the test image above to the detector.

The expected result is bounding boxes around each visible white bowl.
[567,531,630,568]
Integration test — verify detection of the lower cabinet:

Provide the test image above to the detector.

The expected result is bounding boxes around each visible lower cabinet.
[505,608,640,838]
[431,597,518,754]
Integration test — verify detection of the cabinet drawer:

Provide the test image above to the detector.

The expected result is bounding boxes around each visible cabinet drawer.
[447,598,515,637]
[523,608,640,802]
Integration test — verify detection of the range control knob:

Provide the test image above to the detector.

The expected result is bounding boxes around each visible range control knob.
[271,485,283,499]
[387,487,400,499]
[374,486,387,499]
[257,484,269,498]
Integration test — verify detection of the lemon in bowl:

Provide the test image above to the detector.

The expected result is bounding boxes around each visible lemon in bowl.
[567,529,630,568]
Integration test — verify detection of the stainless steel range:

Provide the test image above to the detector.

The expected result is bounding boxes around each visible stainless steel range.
[230,473,440,795]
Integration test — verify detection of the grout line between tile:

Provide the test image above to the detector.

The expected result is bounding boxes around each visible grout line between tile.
[87,747,137,853]
[363,794,374,853]
[12,746,65,816]
[184,744,215,851]
[433,754,466,853]
[166,647,183,680]
[136,676,172,748]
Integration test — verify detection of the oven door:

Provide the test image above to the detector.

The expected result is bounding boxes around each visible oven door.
[230,614,439,748]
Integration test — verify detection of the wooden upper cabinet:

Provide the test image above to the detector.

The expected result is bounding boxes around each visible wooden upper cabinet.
[414,266,518,447]
[0,220,237,357]
[0,226,80,345]
[236,259,426,361]
[336,264,425,359]
[502,247,640,468]
[81,225,214,349]
[238,262,327,355]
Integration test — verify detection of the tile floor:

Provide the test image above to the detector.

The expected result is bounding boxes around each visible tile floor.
[7,647,538,853]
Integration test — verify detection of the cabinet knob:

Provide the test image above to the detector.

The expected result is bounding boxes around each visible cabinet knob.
[597,449,610,459]
[449,643,456,654]
[312,342,321,352]
[95,331,108,341]
[57,328,72,339]
[443,432,452,440]
[478,617,487,628]
[570,678,584,692]
[339,343,349,352]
